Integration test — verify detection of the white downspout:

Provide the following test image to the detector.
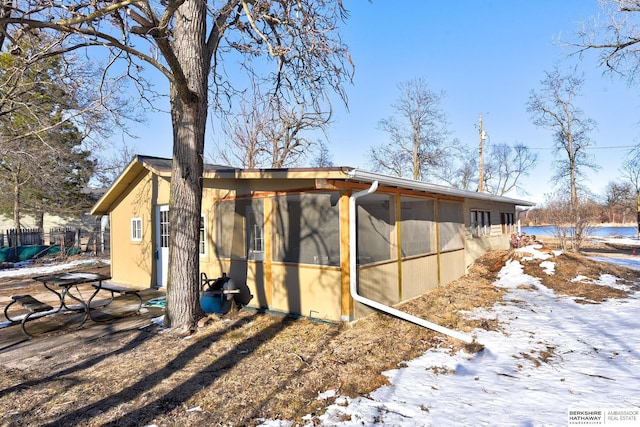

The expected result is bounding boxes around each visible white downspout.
[349,181,474,344]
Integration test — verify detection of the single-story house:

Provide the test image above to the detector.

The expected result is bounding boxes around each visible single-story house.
[91,155,534,323]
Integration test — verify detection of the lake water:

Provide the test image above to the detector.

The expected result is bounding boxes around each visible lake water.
[521,225,638,238]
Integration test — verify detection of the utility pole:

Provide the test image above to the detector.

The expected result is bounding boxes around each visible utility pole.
[478,113,486,192]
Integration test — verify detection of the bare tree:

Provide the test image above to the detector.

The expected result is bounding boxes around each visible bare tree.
[214,98,268,169]
[574,0,640,82]
[621,145,640,234]
[313,141,334,167]
[1,1,352,333]
[92,144,139,187]
[544,191,598,252]
[527,65,597,250]
[434,144,477,190]
[369,78,451,181]
[573,1,640,235]
[483,143,538,196]
[435,141,536,196]
[267,99,332,168]
[602,180,633,223]
[214,88,332,168]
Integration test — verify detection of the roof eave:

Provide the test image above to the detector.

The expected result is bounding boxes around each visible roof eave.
[346,169,535,207]
[90,155,148,215]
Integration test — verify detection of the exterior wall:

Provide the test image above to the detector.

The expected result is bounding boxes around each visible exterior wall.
[270,263,342,321]
[439,249,466,285]
[109,171,169,288]
[103,164,525,323]
[401,255,439,300]
[355,261,399,319]
[0,213,86,231]
[464,199,515,269]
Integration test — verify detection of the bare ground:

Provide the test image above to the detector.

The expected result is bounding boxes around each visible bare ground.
[0,243,638,426]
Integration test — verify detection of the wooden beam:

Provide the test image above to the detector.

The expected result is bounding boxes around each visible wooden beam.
[339,192,353,321]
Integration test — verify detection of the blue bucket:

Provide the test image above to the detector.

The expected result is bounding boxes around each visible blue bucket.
[200,292,232,314]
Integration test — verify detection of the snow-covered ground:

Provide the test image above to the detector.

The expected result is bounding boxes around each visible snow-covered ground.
[0,258,108,279]
[263,244,640,427]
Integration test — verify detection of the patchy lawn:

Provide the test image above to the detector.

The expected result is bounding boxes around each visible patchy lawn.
[0,244,635,426]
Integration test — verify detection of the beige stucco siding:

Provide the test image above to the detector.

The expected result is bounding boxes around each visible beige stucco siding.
[108,171,167,288]
[270,264,342,321]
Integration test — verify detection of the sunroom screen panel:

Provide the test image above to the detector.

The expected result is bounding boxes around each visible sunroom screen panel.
[274,193,340,266]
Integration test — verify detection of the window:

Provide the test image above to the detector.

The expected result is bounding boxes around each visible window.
[274,193,340,266]
[501,212,515,234]
[247,205,264,261]
[159,209,170,247]
[199,215,206,255]
[471,210,491,237]
[213,198,264,260]
[131,218,142,241]
[214,200,237,258]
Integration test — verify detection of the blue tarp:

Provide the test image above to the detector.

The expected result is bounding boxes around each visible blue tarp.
[0,245,80,262]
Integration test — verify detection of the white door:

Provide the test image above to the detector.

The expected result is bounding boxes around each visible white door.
[156,205,170,288]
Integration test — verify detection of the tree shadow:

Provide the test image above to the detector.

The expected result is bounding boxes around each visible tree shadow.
[39,312,289,426]
[0,327,152,400]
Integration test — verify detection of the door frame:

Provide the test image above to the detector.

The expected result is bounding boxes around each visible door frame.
[155,204,169,288]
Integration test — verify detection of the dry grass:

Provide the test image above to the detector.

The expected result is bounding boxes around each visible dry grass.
[0,247,636,426]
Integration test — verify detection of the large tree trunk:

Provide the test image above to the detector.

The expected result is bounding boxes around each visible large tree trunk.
[164,0,209,332]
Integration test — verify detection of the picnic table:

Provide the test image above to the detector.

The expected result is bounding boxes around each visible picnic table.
[4,271,142,338]
[33,272,112,325]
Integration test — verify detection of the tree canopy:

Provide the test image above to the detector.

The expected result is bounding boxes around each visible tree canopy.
[0,0,353,333]
[0,33,99,235]
[369,78,451,181]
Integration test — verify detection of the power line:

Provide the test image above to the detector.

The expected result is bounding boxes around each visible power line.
[527,145,636,150]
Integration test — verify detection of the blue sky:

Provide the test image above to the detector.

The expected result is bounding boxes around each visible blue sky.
[127,0,640,205]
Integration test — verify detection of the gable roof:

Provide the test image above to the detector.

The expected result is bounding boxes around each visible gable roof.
[91,155,534,215]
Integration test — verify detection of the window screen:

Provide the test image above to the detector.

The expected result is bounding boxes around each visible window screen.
[399,196,435,257]
[274,192,340,266]
[214,199,262,259]
[501,212,515,234]
[357,194,395,265]
[439,201,464,251]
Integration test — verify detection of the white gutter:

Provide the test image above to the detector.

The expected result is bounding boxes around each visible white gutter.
[347,168,534,207]
[349,181,474,344]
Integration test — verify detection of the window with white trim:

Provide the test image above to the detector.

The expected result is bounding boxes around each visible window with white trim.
[131,218,142,241]
[247,206,264,261]
[199,215,206,255]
